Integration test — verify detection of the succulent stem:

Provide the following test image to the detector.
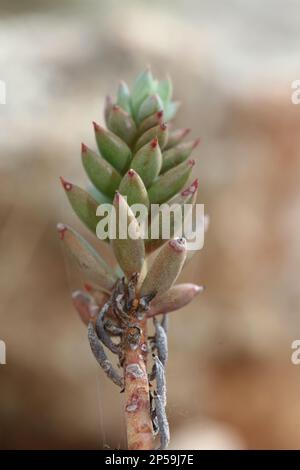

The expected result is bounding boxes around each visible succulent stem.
[123,317,154,450]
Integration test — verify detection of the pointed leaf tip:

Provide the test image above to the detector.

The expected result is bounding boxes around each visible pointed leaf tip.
[140,236,187,296]
[61,183,100,234]
[84,282,93,293]
[114,191,121,203]
[192,138,201,149]
[81,142,88,153]
[57,222,67,240]
[165,128,191,150]
[131,138,162,187]
[138,110,164,135]
[92,121,102,132]
[148,283,203,317]
[151,137,158,149]
[60,176,73,192]
[119,169,149,208]
[169,237,187,253]
[71,290,94,326]
[111,193,145,279]
[127,169,135,177]
[181,178,199,196]
[59,224,116,290]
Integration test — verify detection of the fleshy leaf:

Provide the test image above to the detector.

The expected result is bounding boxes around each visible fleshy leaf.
[157,76,172,103]
[87,184,112,205]
[108,105,136,146]
[164,101,180,122]
[148,283,203,317]
[72,290,97,325]
[146,179,199,252]
[119,169,150,208]
[134,123,168,152]
[110,192,145,280]
[116,81,131,114]
[57,223,116,291]
[138,110,164,135]
[161,139,200,173]
[137,94,164,123]
[104,95,114,127]
[81,143,121,198]
[165,128,190,150]
[93,121,132,174]
[130,67,155,116]
[148,159,195,204]
[60,177,100,234]
[131,138,162,188]
[140,238,187,297]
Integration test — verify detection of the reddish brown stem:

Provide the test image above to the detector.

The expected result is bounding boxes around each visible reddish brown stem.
[123,318,154,450]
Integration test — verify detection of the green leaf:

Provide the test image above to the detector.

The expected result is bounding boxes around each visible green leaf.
[130,67,155,116]
[131,138,162,188]
[110,192,145,280]
[157,76,172,103]
[148,159,195,204]
[107,105,137,146]
[140,238,187,297]
[164,101,180,122]
[138,110,164,135]
[81,144,121,198]
[60,177,100,234]
[104,95,114,127]
[119,169,150,208]
[134,123,168,152]
[161,139,200,173]
[87,184,112,205]
[137,93,164,123]
[165,128,190,150]
[93,121,132,174]
[116,81,131,114]
[57,223,116,291]
[145,179,199,252]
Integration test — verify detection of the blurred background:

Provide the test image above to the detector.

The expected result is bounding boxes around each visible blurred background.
[1,0,300,450]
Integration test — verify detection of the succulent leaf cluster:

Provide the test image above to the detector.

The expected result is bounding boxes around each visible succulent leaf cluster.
[58,67,203,331]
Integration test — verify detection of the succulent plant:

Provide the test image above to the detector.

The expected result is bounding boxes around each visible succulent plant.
[57,68,204,450]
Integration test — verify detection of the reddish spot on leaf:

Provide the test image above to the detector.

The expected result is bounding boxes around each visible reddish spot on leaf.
[81,142,88,153]
[128,169,135,178]
[92,121,102,132]
[192,138,201,149]
[150,137,158,149]
[84,282,93,293]
[169,237,186,252]
[60,176,73,191]
[114,191,120,203]
[56,223,68,240]
[181,178,199,197]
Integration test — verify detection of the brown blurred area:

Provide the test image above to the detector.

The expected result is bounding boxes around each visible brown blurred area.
[1,0,300,450]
